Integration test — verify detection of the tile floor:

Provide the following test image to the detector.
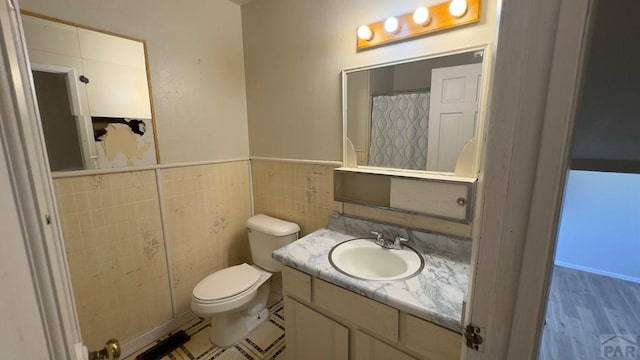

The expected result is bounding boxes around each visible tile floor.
[127,301,286,360]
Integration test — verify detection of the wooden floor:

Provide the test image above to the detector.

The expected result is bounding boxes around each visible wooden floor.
[539,266,640,360]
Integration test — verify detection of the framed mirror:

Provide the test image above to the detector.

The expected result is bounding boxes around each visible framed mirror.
[21,12,158,172]
[343,47,489,177]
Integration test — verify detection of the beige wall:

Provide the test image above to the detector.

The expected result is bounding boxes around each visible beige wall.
[20,0,250,163]
[245,0,495,237]
[251,160,472,238]
[52,161,252,350]
[160,162,252,315]
[54,171,171,349]
[243,0,498,161]
[252,160,341,236]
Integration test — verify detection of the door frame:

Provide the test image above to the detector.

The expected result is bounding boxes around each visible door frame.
[30,63,97,170]
[0,1,84,359]
[463,0,593,359]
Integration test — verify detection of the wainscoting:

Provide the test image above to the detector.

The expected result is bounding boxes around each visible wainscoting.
[251,159,341,236]
[53,160,252,353]
[55,157,474,355]
[251,158,472,239]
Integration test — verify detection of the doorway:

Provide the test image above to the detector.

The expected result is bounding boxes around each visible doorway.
[32,70,85,171]
[539,0,640,358]
[30,64,96,171]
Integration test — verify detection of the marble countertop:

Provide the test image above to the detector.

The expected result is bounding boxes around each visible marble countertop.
[272,214,470,333]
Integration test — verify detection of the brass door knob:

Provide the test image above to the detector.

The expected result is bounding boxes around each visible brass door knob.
[105,339,121,360]
[89,338,121,360]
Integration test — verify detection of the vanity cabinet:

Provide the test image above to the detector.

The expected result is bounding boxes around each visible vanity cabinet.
[282,266,461,360]
[355,331,417,360]
[21,14,152,119]
[283,297,349,360]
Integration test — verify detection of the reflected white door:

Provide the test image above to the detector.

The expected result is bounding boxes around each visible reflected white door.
[427,63,482,172]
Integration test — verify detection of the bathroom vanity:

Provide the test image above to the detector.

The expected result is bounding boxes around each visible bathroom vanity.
[273,215,470,360]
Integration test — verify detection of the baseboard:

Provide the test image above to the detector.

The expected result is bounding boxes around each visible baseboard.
[120,312,196,358]
[555,261,640,284]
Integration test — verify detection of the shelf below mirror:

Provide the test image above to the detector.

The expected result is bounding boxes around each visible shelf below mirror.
[334,167,476,224]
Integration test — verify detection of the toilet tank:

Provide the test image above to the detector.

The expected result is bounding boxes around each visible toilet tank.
[247,214,300,272]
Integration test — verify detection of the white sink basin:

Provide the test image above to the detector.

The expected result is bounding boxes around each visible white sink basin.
[328,239,425,281]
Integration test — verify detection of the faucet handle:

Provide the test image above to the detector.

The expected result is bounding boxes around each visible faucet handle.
[370,231,386,246]
[393,236,408,249]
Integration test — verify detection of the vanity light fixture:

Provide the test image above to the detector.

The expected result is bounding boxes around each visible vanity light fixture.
[357,25,374,41]
[449,0,468,18]
[356,0,481,51]
[384,17,400,34]
[413,7,431,26]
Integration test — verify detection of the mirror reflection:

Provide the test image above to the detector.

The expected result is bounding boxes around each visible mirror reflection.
[345,50,484,173]
[23,14,157,172]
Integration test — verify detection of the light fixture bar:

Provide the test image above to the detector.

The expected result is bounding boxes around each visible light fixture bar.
[356,0,481,51]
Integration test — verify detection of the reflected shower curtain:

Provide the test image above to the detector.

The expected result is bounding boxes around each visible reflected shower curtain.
[368,92,430,170]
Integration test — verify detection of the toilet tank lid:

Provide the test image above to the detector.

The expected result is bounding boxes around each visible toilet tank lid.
[247,214,300,236]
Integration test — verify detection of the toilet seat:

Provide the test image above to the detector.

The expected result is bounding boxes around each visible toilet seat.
[191,264,272,315]
[193,263,260,302]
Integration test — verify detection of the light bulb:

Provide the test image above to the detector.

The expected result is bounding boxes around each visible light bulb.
[357,25,374,41]
[449,0,468,17]
[413,7,431,26]
[384,17,400,34]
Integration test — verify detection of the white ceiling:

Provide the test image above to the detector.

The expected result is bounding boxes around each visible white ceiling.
[227,0,258,6]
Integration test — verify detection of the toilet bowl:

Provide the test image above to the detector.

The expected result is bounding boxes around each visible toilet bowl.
[191,263,272,347]
[191,215,299,347]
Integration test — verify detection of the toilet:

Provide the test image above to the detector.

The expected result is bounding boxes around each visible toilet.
[191,214,300,347]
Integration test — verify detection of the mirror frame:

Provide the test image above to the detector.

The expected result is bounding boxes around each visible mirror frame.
[21,10,161,173]
[341,44,493,179]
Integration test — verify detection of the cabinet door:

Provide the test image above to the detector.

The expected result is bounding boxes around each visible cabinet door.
[283,296,348,360]
[355,331,418,360]
[78,28,151,119]
[21,15,90,117]
[82,58,151,119]
[21,15,81,57]
[77,28,146,69]
[405,314,461,360]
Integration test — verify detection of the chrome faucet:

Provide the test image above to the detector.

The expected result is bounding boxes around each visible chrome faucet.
[370,231,408,250]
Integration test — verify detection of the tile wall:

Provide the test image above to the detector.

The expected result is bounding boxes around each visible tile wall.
[52,160,252,350]
[54,158,471,351]
[251,159,473,239]
[160,161,252,315]
[251,160,342,236]
[54,171,171,349]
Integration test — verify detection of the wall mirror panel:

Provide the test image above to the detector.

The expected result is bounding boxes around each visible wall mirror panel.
[343,49,487,177]
[22,12,158,172]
